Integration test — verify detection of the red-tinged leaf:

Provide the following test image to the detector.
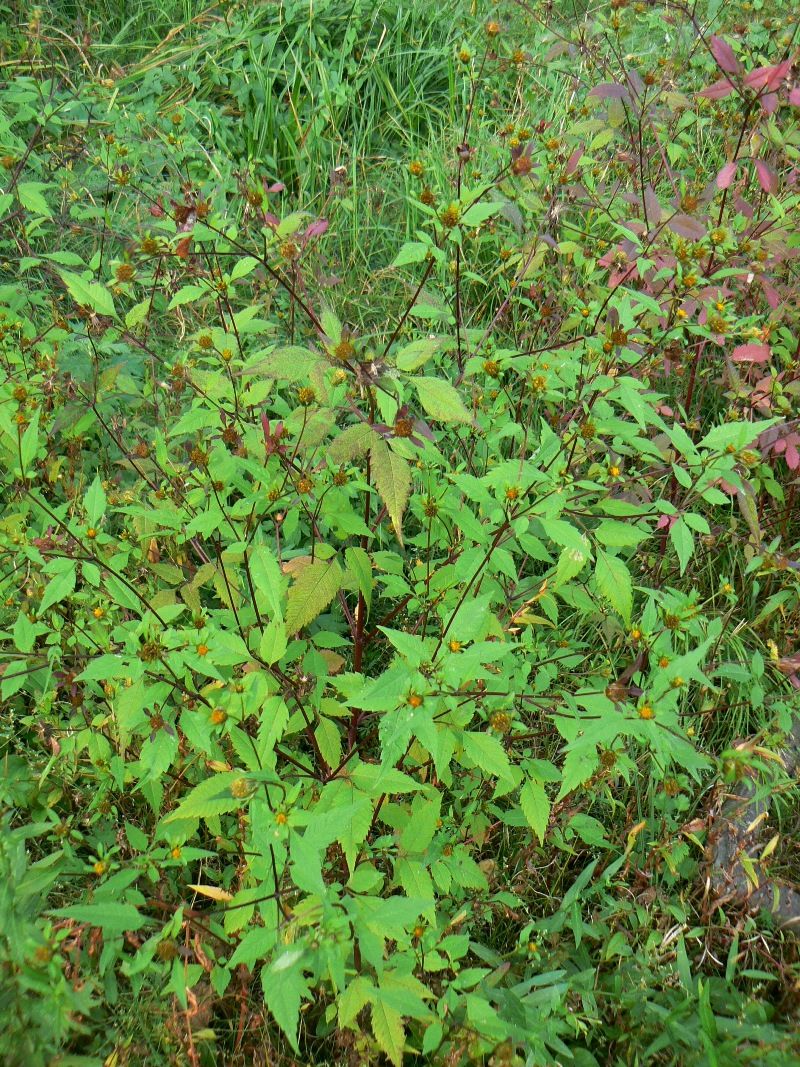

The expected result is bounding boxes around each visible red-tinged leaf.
[731,343,771,363]
[790,88,800,106]
[175,235,192,259]
[699,77,736,99]
[761,93,778,115]
[565,147,582,176]
[644,185,662,224]
[754,159,778,194]
[709,35,741,75]
[786,442,800,469]
[716,161,738,189]
[759,276,780,310]
[668,214,706,239]
[589,82,630,100]
[304,219,329,239]
[744,60,792,92]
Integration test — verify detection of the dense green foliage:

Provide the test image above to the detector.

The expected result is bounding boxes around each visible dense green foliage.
[1,0,800,1064]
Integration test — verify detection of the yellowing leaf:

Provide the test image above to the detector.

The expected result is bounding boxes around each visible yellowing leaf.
[414,376,472,424]
[371,997,405,1067]
[369,437,411,545]
[187,883,233,902]
[285,557,343,633]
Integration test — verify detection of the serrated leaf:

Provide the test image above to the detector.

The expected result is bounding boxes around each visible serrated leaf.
[669,517,694,576]
[50,903,145,933]
[262,953,309,1052]
[329,422,377,464]
[253,346,325,381]
[345,546,373,614]
[371,997,405,1067]
[39,561,76,613]
[59,270,116,317]
[697,418,777,453]
[413,377,472,424]
[395,337,441,371]
[285,557,343,633]
[461,732,514,783]
[594,549,632,624]
[370,437,411,545]
[392,241,428,267]
[314,717,342,769]
[163,770,252,824]
[339,978,376,1029]
[17,181,52,217]
[520,778,550,844]
[554,544,589,587]
[595,520,649,548]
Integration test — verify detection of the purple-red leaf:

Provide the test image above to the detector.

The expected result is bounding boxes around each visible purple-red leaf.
[709,35,742,75]
[789,87,800,107]
[644,185,662,224]
[589,82,630,101]
[699,77,736,99]
[304,219,329,239]
[668,214,706,240]
[744,60,792,92]
[731,343,771,363]
[716,161,738,189]
[754,159,778,194]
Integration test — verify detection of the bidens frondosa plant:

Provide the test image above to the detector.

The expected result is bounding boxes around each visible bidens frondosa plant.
[0,0,799,1064]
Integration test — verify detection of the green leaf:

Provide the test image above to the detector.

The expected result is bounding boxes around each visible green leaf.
[255,345,325,381]
[400,793,441,853]
[345,546,373,614]
[698,418,778,453]
[262,951,309,1052]
[460,201,501,226]
[461,732,514,783]
[50,903,146,933]
[395,337,441,371]
[595,520,649,548]
[339,977,376,1029]
[59,270,116,317]
[285,557,343,633]
[669,518,694,575]
[39,561,76,613]
[17,181,52,217]
[371,997,405,1067]
[369,437,411,545]
[554,544,590,587]
[392,241,429,267]
[163,770,253,824]
[314,717,342,769]
[329,423,377,464]
[250,546,286,621]
[19,410,41,472]
[413,377,472,424]
[167,284,207,310]
[84,475,107,525]
[520,779,550,844]
[594,549,632,624]
[259,619,287,664]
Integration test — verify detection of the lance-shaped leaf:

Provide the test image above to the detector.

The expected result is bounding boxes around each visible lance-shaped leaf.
[370,436,411,545]
[285,556,343,633]
[594,549,633,624]
[59,269,116,317]
[163,770,253,824]
[371,997,405,1067]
